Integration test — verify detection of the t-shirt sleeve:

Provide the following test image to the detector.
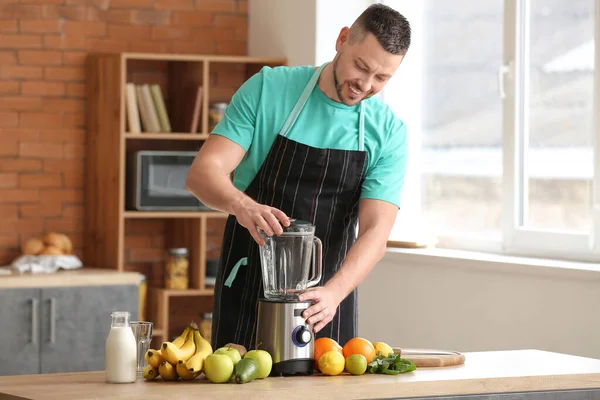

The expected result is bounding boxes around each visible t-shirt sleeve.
[360,118,408,209]
[210,67,264,151]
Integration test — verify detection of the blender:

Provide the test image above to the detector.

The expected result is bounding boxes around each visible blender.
[255,219,322,376]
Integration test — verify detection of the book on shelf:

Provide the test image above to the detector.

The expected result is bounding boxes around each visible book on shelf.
[190,85,203,134]
[125,82,172,134]
[125,83,141,133]
[150,84,172,132]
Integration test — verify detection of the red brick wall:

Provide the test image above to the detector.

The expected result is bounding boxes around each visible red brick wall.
[124,219,225,289]
[0,0,246,266]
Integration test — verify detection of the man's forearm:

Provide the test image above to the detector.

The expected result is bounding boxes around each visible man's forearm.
[324,227,388,301]
[186,166,248,215]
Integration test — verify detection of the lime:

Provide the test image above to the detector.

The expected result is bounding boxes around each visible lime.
[345,353,367,375]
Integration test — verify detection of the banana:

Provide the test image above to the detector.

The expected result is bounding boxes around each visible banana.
[176,359,200,380]
[144,349,163,369]
[161,342,180,364]
[162,335,196,364]
[158,360,178,381]
[143,364,158,380]
[186,327,213,373]
[172,326,191,348]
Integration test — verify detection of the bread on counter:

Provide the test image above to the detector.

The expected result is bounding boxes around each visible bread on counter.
[21,232,73,256]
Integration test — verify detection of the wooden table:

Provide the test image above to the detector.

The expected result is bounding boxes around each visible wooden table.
[0,350,600,400]
[1,350,600,399]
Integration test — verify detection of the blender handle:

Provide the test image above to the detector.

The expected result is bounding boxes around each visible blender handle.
[306,237,322,288]
[281,247,288,296]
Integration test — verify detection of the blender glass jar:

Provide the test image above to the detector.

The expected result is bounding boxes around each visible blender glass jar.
[259,220,322,300]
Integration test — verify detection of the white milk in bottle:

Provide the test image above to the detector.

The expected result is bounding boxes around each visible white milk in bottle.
[105,311,137,383]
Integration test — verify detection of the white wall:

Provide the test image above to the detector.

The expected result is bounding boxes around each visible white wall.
[379,0,425,240]
[248,0,317,66]
[248,0,375,66]
[314,0,375,65]
[358,250,600,359]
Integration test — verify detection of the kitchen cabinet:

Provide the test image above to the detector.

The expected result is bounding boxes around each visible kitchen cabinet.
[40,285,138,374]
[0,288,40,376]
[0,284,138,376]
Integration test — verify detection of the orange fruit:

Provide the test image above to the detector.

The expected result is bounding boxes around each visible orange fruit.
[342,337,376,363]
[313,337,343,371]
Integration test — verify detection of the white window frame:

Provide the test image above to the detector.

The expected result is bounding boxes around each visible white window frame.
[501,0,600,261]
[383,0,600,262]
[595,0,600,255]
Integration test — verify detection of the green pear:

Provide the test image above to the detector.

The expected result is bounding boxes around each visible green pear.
[244,349,272,379]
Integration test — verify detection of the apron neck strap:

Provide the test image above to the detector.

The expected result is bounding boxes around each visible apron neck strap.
[279,62,365,152]
[359,101,365,152]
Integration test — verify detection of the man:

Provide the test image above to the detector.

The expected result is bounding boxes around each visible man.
[186,3,411,350]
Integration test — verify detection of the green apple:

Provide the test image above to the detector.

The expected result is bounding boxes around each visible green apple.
[214,346,242,366]
[244,349,272,379]
[204,354,234,383]
[225,343,247,358]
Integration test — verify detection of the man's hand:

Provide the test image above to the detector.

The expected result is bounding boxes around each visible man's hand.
[231,197,290,246]
[186,135,290,246]
[297,285,343,333]
[297,199,398,333]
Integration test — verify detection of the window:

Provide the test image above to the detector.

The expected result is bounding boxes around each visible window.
[384,0,599,261]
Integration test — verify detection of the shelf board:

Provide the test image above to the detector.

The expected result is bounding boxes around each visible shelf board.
[153,328,164,337]
[152,288,214,297]
[123,211,227,219]
[124,133,209,140]
[123,52,287,65]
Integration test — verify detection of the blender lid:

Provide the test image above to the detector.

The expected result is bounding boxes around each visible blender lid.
[258,219,314,235]
[288,219,310,226]
[279,219,315,233]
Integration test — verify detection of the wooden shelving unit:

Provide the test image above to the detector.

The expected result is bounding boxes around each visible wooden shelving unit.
[124,133,210,140]
[85,52,286,345]
[122,211,227,219]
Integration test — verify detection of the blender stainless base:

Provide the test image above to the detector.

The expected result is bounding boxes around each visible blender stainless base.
[255,298,315,376]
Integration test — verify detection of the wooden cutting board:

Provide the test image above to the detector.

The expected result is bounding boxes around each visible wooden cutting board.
[392,347,466,368]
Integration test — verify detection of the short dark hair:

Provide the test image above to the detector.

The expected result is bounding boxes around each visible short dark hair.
[350,3,411,56]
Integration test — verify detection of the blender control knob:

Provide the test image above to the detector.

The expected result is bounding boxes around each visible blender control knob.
[296,326,312,345]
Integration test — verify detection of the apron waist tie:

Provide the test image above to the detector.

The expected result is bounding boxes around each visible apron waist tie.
[224,257,248,288]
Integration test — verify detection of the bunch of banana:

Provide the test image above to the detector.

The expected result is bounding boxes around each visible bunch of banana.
[185,324,213,375]
[143,321,213,381]
[162,328,196,365]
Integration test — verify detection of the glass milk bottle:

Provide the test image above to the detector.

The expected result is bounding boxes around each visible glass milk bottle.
[105,311,137,383]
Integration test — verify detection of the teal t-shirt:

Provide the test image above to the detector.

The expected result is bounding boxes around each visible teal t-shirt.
[211,65,408,208]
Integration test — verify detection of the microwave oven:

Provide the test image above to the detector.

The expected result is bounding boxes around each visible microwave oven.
[126,150,210,211]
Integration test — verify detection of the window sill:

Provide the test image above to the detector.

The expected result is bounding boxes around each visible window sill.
[383,246,600,280]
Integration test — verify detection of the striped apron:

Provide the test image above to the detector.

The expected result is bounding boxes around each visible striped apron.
[211,63,368,351]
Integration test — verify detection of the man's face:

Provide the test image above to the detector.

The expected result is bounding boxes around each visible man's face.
[332,28,404,106]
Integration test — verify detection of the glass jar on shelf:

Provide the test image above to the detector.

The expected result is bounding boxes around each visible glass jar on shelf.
[209,102,228,132]
[165,248,189,290]
[199,313,212,343]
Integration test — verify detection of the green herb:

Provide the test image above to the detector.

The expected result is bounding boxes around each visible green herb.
[367,352,416,375]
